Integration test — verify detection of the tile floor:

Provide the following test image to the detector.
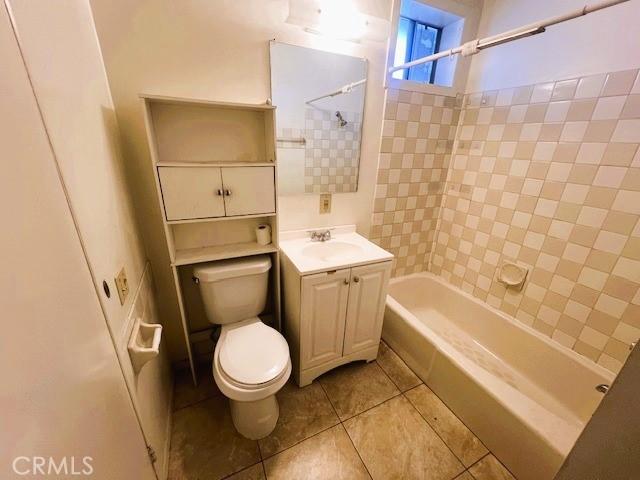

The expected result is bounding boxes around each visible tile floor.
[168,341,516,480]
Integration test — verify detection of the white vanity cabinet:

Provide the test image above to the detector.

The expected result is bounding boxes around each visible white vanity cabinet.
[158,165,275,221]
[281,234,392,387]
[300,269,351,369]
[342,262,392,355]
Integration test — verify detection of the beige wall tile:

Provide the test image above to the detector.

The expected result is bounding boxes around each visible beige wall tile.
[602,69,639,96]
[374,69,640,373]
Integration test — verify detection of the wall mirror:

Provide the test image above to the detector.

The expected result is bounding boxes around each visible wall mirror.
[270,41,367,195]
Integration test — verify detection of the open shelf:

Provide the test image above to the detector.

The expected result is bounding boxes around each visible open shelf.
[140,94,275,111]
[166,212,276,225]
[157,161,275,168]
[147,99,275,164]
[173,242,277,266]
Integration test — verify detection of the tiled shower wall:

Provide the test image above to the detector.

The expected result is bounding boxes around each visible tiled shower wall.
[373,68,640,373]
[370,88,460,276]
[304,107,361,193]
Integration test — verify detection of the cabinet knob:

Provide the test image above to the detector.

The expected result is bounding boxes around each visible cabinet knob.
[353,276,360,283]
[225,189,232,196]
[216,189,223,196]
[343,279,349,285]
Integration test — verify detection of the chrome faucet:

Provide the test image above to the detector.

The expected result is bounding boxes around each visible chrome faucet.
[309,229,332,242]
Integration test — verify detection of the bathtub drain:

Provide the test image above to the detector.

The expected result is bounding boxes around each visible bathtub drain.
[595,384,610,394]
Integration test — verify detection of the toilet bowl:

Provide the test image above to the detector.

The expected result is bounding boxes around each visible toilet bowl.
[213,317,291,439]
[193,256,291,440]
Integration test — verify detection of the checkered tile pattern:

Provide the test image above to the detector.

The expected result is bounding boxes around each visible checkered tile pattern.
[304,107,361,193]
[429,68,640,373]
[369,88,462,277]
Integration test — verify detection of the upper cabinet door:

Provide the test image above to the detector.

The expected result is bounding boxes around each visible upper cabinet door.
[158,167,225,221]
[221,166,276,216]
[343,261,392,356]
[301,269,350,370]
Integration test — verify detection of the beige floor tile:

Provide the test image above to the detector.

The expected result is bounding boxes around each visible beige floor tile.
[454,473,475,480]
[376,341,422,392]
[168,395,260,480]
[173,365,220,410]
[263,424,370,480]
[344,395,465,480]
[405,384,488,467]
[319,361,399,420]
[469,455,516,480]
[225,462,265,480]
[258,381,340,458]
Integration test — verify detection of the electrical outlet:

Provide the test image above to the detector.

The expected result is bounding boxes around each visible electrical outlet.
[114,268,129,306]
[319,193,331,214]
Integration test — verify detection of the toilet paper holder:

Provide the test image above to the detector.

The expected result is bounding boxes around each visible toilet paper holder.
[128,319,162,373]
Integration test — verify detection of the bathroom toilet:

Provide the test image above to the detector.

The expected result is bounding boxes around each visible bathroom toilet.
[193,255,291,440]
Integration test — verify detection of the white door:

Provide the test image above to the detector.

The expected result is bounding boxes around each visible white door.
[221,166,276,216]
[158,166,225,220]
[301,269,350,369]
[0,6,156,477]
[8,2,172,476]
[343,262,392,356]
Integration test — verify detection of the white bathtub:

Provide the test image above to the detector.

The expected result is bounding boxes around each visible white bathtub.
[383,272,614,480]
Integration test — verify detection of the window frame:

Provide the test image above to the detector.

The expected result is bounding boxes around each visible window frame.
[396,16,443,85]
[385,0,482,97]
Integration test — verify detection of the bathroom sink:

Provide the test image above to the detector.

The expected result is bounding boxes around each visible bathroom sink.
[279,225,394,275]
[302,241,363,262]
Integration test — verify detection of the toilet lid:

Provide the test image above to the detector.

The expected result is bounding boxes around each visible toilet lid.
[219,320,289,385]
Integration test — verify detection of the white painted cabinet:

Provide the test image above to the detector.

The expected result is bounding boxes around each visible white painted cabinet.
[222,166,276,216]
[285,259,392,386]
[159,166,225,221]
[301,269,350,369]
[158,165,275,221]
[343,262,392,356]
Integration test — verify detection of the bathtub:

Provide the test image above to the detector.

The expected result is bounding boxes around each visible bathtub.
[383,272,614,480]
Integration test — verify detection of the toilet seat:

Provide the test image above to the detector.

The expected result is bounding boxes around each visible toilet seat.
[213,318,291,401]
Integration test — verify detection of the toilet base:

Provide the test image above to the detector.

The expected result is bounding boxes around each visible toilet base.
[229,394,279,440]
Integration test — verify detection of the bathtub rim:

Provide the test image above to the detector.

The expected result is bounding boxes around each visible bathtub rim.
[386,271,615,382]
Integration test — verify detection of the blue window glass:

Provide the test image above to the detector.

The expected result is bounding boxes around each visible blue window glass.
[393,17,441,84]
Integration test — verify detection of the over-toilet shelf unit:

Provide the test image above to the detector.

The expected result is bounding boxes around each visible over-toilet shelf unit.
[141,94,281,384]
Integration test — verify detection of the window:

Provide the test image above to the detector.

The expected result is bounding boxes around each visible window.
[392,17,441,83]
[389,0,473,89]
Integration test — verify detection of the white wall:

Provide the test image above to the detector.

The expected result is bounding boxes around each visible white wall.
[466,0,640,92]
[89,0,391,360]
[0,3,155,477]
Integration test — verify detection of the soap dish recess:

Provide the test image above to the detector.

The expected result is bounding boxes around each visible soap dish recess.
[497,260,528,291]
[128,319,162,373]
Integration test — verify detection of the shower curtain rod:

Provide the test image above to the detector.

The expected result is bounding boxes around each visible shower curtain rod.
[306,78,367,105]
[388,0,631,74]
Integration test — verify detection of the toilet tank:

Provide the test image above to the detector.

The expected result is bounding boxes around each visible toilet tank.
[193,255,271,325]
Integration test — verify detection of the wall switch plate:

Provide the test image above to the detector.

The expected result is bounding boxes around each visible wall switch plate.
[114,268,129,305]
[319,193,331,214]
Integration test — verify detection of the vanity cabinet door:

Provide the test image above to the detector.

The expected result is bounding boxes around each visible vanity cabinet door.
[158,166,225,221]
[343,261,392,356]
[221,166,275,216]
[300,269,350,369]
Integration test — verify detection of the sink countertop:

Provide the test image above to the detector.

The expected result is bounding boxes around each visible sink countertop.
[279,225,394,275]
